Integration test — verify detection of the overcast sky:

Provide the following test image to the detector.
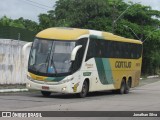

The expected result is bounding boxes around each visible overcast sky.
[0,0,56,22]
[0,0,160,23]
[124,0,160,10]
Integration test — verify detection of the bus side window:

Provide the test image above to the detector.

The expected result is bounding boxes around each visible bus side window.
[101,40,106,58]
[87,39,95,60]
[95,39,103,58]
[72,38,87,71]
[86,38,98,61]
[128,43,132,58]
[108,41,113,57]
[115,42,120,58]
[136,44,142,58]
[120,43,124,58]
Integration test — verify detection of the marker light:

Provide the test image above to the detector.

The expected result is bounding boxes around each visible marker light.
[26,83,31,87]
[62,87,66,91]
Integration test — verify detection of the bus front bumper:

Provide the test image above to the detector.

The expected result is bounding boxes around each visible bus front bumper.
[26,80,74,93]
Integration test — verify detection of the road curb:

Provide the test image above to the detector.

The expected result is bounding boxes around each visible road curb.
[147,75,159,79]
[0,89,28,93]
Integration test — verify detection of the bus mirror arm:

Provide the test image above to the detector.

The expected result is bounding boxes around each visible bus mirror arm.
[22,42,32,56]
[71,45,82,61]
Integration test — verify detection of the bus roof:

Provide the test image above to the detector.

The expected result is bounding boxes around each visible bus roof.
[36,27,142,44]
[102,32,142,44]
[36,27,89,40]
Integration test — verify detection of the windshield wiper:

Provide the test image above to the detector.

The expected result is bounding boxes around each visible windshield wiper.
[50,56,57,74]
[36,53,50,73]
[47,41,58,74]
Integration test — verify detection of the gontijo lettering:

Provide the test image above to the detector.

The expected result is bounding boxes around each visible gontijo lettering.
[115,61,132,68]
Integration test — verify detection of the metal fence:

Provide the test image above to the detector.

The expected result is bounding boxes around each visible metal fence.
[0,39,30,84]
[0,26,36,42]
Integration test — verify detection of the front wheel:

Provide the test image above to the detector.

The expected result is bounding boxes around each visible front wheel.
[41,91,51,97]
[78,81,89,98]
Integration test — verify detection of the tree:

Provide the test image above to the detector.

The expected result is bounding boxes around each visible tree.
[0,16,39,32]
[17,17,39,32]
[38,12,56,30]
[45,0,110,28]
[37,0,160,75]
[0,16,13,26]
[1,0,159,75]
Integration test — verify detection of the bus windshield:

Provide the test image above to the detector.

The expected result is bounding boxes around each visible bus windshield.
[28,39,76,75]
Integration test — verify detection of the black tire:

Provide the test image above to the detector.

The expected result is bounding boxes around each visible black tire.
[112,90,119,94]
[78,81,89,98]
[124,79,131,94]
[41,91,51,97]
[118,79,126,94]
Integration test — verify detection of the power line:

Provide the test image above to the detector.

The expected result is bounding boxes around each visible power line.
[143,27,160,43]
[123,25,140,40]
[112,2,140,33]
[22,0,49,10]
[26,0,53,9]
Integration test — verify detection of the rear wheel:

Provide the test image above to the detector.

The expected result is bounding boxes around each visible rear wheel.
[118,79,126,94]
[41,91,51,97]
[125,79,131,94]
[78,81,89,98]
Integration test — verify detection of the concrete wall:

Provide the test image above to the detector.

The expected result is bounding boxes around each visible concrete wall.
[0,39,30,84]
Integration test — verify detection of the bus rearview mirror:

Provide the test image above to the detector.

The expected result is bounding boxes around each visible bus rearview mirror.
[71,45,82,61]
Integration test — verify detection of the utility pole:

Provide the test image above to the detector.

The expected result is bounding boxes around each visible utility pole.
[112,6,130,33]
[18,33,21,40]
[112,2,140,33]
[18,33,21,46]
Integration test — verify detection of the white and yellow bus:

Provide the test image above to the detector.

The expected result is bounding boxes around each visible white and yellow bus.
[26,27,142,98]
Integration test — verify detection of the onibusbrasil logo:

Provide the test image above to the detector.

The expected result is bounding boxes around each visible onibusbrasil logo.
[1,112,42,118]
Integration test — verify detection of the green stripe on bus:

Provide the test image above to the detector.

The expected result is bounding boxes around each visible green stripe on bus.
[95,58,109,84]
[83,72,92,76]
[95,58,114,85]
[102,58,114,84]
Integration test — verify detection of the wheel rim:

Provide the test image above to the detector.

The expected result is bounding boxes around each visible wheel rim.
[128,80,131,89]
[79,81,88,97]
[120,81,125,94]
[125,80,131,94]
[82,83,87,95]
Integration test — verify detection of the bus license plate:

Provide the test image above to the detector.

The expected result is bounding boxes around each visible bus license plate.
[42,86,49,90]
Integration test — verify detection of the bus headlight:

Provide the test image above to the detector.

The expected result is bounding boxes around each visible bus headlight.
[26,83,31,87]
[59,75,74,84]
[27,75,34,81]
[62,87,66,91]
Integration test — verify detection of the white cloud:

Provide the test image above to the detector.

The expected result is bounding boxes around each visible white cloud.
[124,0,160,10]
[0,0,57,22]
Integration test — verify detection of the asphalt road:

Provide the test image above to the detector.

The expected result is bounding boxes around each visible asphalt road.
[0,78,160,120]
